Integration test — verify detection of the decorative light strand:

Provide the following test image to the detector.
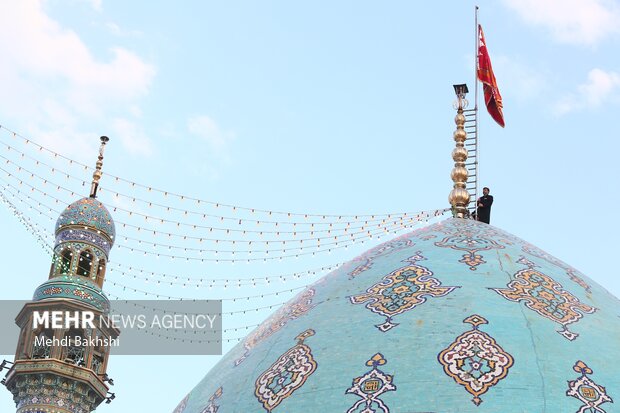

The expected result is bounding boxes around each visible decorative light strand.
[105,279,307,301]
[0,183,350,288]
[0,172,446,260]
[105,293,296,316]
[0,158,445,243]
[0,190,319,311]
[0,138,409,227]
[0,187,342,345]
[0,195,315,317]
[106,263,340,287]
[0,179,436,262]
[0,125,419,219]
[6,199,344,284]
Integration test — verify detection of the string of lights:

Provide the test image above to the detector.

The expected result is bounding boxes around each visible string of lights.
[2,194,343,284]
[0,123,452,341]
[105,279,308,301]
[125,327,244,345]
[0,183,348,293]
[0,183,349,289]
[105,293,296,316]
[0,124,423,219]
[107,263,338,287]
[0,157,446,246]
[2,187,448,346]
[106,289,357,343]
[0,179,429,262]
[0,191,311,338]
[1,138,408,228]
[0,207,246,346]
[0,171,444,264]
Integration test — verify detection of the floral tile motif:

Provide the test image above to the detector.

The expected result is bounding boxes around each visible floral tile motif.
[491,257,596,340]
[350,252,458,332]
[567,361,613,413]
[255,330,318,412]
[438,315,514,406]
[345,353,396,413]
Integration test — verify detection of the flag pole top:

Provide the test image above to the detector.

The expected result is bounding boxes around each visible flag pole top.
[448,84,470,218]
[89,136,110,198]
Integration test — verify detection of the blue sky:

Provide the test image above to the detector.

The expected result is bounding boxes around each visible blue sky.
[1,0,620,412]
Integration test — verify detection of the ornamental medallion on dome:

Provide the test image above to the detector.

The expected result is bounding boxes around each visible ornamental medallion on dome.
[566,361,613,413]
[348,235,415,279]
[438,314,514,406]
[434,222,505,270]
[490,257,596,340]
[345,353,396,413]
[350,252,459,332]
[200,386,222,413]
[254,329,318,412]
[522,243,592,293]
[234,288,316,366]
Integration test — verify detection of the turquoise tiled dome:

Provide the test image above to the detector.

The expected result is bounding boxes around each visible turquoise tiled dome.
[32,275,110,314]
[174,218,620,413]
[55,197,115,243]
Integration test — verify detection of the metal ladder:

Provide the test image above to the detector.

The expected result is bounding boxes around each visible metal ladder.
[463,107,478,217]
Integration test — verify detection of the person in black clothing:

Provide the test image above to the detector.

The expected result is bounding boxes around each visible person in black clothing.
[476,187,493,224]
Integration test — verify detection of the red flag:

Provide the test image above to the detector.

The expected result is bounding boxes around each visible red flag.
[477,24,505,127]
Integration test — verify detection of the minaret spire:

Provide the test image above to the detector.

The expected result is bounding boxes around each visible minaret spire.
[4,136,118,413]
[449,84,470,218]
[90,136,110,198]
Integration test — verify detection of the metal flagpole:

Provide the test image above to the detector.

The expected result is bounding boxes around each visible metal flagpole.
[475,6,479,111]
[473,5,480,217]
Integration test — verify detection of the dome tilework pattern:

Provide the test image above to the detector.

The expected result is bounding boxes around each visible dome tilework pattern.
[173,218,620,413]
[55,197,115,242]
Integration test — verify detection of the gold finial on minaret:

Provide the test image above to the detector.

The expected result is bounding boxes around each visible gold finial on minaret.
[90,136,110,198]
[448,84,470,218]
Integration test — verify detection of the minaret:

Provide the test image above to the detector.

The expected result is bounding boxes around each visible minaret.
[448,84,471,218]
[3,137,119,413]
